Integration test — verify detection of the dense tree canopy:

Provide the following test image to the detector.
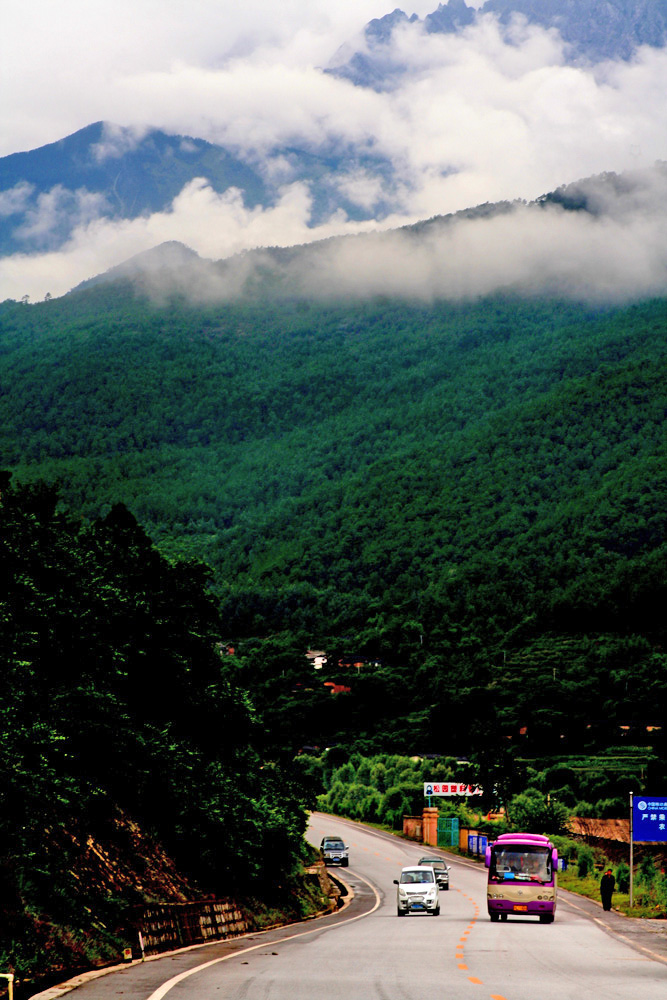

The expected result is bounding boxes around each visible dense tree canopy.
[3,284,666,761]
[0,475,314,977]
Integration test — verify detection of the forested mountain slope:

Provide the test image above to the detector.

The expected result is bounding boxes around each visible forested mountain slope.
[2,286,665,602]
[2,280,666,764]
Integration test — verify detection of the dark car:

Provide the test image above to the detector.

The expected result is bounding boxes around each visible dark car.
[320,836,349,867]
[418,856,450,890]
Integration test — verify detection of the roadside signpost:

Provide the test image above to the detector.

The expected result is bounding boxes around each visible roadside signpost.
[424,781,483,807]
[424,782,482,797]
[629,792,667,906]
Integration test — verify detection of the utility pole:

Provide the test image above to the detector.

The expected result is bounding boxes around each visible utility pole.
[629,791,634,908]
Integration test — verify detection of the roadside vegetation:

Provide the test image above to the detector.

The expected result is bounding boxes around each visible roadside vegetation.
[557,849,667,918]
[0,477,316,990]
[309,752,645,836]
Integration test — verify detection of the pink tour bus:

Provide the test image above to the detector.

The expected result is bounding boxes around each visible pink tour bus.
[485,832,558,923]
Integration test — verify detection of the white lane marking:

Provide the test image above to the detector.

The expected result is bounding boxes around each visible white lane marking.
[145,871,381,1000]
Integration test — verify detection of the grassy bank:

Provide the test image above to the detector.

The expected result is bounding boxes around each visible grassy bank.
[559,869,667,919]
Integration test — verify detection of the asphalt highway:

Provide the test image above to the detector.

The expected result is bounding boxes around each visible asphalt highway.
[32,813,667,1000]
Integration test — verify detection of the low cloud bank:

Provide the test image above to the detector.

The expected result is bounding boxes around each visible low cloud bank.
[5,165,667,306]
[306,193,667,304]
[2,14,667,302]
[46,164,667,308]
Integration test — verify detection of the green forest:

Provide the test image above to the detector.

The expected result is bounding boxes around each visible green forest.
[2,275,667,981]
[0,476,318,982]
[2,284,666,754]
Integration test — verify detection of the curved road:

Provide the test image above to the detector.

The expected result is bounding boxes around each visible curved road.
[37,813,667,1000]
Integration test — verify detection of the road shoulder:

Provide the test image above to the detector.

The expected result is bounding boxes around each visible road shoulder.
[558,886,667,965]
[28,870,372,999]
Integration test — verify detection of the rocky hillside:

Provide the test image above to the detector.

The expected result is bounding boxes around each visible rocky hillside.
[0,808,202,995]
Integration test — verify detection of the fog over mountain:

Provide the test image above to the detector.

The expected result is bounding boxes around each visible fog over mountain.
[0,122,397,257]
[78,164,667,307]
[331,0,667,87]
[1,0,667,301]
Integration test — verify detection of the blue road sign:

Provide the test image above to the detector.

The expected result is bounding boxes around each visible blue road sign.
[633,796,667,842]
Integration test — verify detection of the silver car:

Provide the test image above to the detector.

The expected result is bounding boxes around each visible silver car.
[394,865,440,916]
[418,855,450,890]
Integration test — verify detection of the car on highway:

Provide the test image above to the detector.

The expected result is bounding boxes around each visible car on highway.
[320,835,349,867]
[417,855,450,890]
[394,865,440,916]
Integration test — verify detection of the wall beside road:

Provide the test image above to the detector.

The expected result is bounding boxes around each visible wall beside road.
[135,900,249,956]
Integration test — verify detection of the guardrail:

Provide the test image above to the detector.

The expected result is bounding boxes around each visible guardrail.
[0,973,14,1000]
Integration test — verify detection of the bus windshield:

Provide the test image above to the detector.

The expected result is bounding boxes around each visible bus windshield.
[490,846,552,883]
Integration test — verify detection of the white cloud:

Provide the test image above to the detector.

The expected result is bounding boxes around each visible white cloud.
[0,182,34,217]
[257,165,667,304]
[312,199,667,303]
[15,186,110,248]
[91,123,150,162]
[0,1,399,154]
[5,164,667,306]
[333,170,387,211]
[1,4,667,300]
[0,178,391,301]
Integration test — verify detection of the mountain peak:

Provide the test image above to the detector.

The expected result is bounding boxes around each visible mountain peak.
[72,241,202,294]
[328,0,667,88]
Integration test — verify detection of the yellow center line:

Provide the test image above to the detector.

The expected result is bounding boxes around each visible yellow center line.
[454,896,486,988]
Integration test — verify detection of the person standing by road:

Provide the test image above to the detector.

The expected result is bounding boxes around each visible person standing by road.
[600,868,615,911]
